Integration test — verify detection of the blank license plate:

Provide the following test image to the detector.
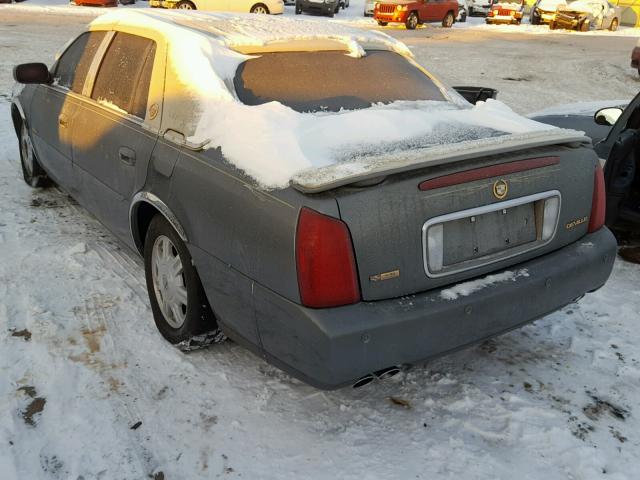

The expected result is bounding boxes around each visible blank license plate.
[442,202,536,266]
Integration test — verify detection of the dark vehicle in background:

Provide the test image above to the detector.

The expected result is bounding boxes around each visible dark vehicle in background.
[11,11,617,389]
[631,38,640,76]
[374,0,458,29]
[295,0,341,16]
[532,97,640,233]
[485,0,524,24]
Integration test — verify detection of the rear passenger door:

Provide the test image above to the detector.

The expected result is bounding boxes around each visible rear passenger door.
[71,31,162,245]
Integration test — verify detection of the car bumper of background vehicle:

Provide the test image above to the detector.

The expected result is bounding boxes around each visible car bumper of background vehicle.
[375,12,409,23]
[631,46,640,69]
[299,0,336,14]
[252,228,617,389]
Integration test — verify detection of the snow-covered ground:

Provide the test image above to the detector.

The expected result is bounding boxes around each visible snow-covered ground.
[1,5,640,480]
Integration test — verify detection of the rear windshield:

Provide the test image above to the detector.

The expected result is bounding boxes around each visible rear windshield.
[233,50,447,113]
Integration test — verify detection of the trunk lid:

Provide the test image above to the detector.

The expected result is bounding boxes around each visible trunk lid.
[317,139,597,301]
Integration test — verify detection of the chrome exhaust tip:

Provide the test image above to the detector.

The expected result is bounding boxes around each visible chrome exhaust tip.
[374,366,401,380]
[352,374,375,388]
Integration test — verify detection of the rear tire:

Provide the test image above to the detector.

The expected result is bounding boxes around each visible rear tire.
[580,20,589,31]
[295,1,302,13]
[549,20,557,29]
[19,122,50,188]
[144,215,220,345]
[442,11,454,28]
[609,18,618,31]
[405,11,418,29]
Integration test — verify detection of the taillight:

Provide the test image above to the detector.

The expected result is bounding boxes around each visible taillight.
[587,162,606,233]
[296,207,361,308]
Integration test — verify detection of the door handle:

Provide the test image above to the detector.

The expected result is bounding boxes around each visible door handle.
[119,147,136,166]
[58,114,68,128]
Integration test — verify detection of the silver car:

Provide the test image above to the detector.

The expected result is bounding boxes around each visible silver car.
[11,10,616,389]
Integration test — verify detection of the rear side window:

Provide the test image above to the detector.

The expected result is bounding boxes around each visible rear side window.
[234,50,447,113]
[91,32,156,119]
[53,31,107,94]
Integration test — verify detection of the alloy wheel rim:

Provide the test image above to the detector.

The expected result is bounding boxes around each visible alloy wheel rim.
[152,235,188,329]
[253,5,267,13]
[409,15,417,28]
[20,124,34,177]
[178,3,193,8]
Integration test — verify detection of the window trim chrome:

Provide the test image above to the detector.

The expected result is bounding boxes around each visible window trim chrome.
[421,190,562,278]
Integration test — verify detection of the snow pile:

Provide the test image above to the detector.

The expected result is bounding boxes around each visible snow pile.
[440,269,530,300]
[561,0,605,14]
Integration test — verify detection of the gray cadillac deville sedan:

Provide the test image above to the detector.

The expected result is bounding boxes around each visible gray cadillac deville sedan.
[11,10,616,389]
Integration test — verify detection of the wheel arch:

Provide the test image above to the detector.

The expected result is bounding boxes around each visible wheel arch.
[130,192,188,255]
[11,102,25,137]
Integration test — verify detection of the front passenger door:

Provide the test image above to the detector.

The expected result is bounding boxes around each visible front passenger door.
[71,32,160,246]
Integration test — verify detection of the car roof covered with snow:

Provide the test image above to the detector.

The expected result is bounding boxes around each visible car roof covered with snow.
[89,9,414,57]
[83,10,585,192]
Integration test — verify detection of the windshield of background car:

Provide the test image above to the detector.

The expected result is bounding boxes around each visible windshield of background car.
[233,50,447,113]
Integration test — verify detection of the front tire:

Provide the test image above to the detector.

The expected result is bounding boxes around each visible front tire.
[377,20,388,26]
[250,3,269,13]
[609,18,618,31]
[442,11,454,28]
[19,122,50,188]
[580,19,590,31]
[175,0,196,9]
[405,11,418,29]
[144,215,219,345]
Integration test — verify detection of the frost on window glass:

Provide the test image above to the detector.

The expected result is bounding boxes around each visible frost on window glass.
[54,31,107,94]
[234,50,446,113]
[91,32,156,119]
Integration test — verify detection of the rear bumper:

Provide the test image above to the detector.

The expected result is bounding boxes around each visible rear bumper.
[299,0,337,14]
[253,228,617,389]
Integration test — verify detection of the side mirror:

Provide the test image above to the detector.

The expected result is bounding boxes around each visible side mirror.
[13,63,52,85]
[452,86,498,105]
[594,107,623,127]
